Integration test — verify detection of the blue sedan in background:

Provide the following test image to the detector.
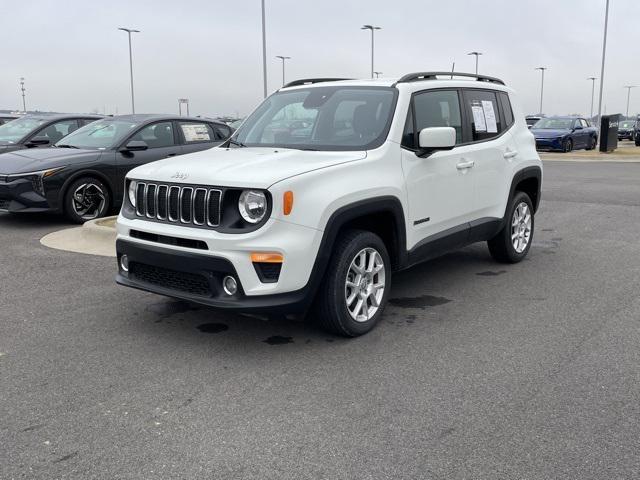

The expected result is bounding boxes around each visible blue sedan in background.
[531,116,598,152]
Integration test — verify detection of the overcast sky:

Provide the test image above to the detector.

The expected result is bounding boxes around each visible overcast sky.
[1,0,637,118]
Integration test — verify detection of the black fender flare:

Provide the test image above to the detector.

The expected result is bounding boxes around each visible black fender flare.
[300,196,407,307]
[508,165,542,213]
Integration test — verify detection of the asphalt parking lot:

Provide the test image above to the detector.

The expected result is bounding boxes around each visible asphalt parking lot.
[1,161,639,479]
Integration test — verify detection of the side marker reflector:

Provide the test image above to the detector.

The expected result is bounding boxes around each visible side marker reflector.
[283,191,294,215]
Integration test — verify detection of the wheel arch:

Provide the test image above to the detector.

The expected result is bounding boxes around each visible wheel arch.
[509,166,542,213]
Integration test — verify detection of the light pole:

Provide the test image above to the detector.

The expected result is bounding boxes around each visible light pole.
[467,52,482,75]
[361,25,381,79]
[118,27,140,114]
[275,56,291,86]
[587,77,597,120]
[373,71,383,78]
[535,67,547,115]
[261,0,267,98]
[596,0,610,130]
[623,86,637,118]
[19,77,26,112]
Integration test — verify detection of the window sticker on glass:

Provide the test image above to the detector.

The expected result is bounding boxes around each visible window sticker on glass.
[472,104,487,132]
[481,100,498,133]
[181,124,211,142]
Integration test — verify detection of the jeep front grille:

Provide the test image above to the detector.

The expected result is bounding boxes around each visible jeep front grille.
[135,182,222,227]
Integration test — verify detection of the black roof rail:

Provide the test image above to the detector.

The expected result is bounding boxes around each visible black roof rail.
[393,72,505,86]
[282,78,352,88]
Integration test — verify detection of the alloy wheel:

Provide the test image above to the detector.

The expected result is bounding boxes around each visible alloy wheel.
[344,247,386,322]
[511,202,532,253]
[72,183,106,220]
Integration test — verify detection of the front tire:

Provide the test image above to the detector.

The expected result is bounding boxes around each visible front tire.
[64,177,110,224]
[314,230,390,337]
[562,138,573,153]
[488,191,534,263]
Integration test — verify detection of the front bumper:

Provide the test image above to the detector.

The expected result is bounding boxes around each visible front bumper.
[0,177,53,212]
[115,215,324,312]
[535,137,563,151]
[618,131,633,140]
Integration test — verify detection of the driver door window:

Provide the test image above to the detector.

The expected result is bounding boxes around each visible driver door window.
[130,122,176,148]
[35,120,80,144]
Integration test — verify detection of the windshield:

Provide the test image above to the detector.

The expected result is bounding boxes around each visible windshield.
[620,121,634,128]
[232,86,396,151]
[56,118,139,149]
[533,118,574,130]
[0,117,48,143]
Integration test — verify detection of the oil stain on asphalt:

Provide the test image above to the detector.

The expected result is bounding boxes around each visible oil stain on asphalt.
[147,300,200,319]
[388,295,452,309]
[476,270,507,276]
[263,335,294,345]
[197,323,229,334]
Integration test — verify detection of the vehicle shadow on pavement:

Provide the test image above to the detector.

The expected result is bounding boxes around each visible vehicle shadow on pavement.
[0,211,69,230]
[122,243,513,351]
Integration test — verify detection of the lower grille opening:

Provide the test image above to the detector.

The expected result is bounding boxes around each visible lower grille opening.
[129,262,211,296]
[130,229,208,250]
[0,199,10,210]
[253,262,282,283]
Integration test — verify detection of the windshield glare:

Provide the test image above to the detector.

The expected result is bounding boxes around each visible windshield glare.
[620,121,634,128]
[57,119,139,149]
[0,117,48,143]
[533,118,574,130]
[233,87,396,151]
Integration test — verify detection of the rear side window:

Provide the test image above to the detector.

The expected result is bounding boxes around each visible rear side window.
[179,122,215,143]
[499,92,514,129]
[403,90,463,149]
[580,119,590,128]
[463,90,503,142]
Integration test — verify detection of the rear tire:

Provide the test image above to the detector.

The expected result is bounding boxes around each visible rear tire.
[488,191,534,264]
[313,230,390,337]
[64,177,110,224]
[585,136,597,150]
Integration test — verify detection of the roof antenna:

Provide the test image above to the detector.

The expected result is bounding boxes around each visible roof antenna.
[451,61,455,79]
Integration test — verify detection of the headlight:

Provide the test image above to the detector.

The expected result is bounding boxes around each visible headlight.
[238,190,267,224]
[128,180,137,207]
[7,167,65,195]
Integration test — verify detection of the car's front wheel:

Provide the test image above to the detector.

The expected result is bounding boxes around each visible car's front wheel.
[488,191,534,263]
[314,230,390,337]
[562,138,573,153]
[64,177,111,224]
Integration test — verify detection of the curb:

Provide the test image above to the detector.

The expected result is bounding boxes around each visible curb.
[40,216,117,257]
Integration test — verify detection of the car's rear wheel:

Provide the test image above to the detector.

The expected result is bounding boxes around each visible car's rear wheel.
[636,135,640,147]
[562,138,573,153]
[586,136,597,150]
[64,177,110,224]
[314,230,390,337]
[488,191,534,263]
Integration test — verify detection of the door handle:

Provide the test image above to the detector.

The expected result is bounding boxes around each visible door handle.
[504,149,519,159]
[456,159,475,170]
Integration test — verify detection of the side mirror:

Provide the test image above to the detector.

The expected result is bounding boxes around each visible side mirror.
[417,127,456,157]
[27,136,50,147]
[121,140,148,152]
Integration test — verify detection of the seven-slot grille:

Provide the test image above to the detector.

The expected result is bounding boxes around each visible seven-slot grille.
[135,182,222,227]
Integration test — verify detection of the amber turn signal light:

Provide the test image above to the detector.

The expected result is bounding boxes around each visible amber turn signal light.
[250,252,284,263]
[283,191,294,215]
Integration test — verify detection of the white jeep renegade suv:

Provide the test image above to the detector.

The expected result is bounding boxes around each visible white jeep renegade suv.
[116,72,541,337]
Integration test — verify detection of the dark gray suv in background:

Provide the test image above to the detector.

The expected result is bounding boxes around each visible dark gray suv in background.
[0,114,232,223]
[0,113,103,154]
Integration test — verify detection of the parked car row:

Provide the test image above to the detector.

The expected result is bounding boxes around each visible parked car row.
[530,116,598,152]
[0,114,232,222]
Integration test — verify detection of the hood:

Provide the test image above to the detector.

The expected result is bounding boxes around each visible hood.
[128,147,367,188]
[531,128,571,139]
[0,147,102,174]
[0,143,25,154]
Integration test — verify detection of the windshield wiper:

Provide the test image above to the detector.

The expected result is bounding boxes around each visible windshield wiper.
[226,138,246,148]
[56,144,79,149]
